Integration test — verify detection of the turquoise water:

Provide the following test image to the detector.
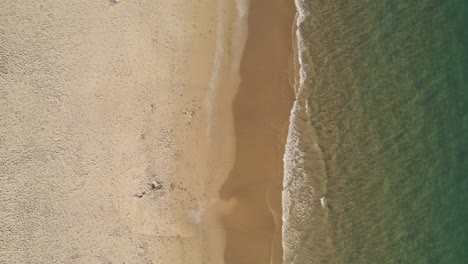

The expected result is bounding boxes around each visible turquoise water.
[295,0,467,263]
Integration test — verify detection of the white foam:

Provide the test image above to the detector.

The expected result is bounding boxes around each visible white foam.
[282,2,338,262]
[293,0,309,100]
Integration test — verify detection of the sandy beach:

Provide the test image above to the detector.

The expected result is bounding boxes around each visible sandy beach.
[1,1,220,263]
[0,0,297,263]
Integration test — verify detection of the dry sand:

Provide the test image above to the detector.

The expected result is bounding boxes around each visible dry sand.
[0,1,220,263]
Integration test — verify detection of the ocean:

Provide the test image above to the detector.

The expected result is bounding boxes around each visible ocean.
[283,0,467,263]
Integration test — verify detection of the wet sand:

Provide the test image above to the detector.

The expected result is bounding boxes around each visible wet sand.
[219,0,295,263]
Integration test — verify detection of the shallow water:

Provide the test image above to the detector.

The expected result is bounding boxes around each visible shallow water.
[285,0,467,263]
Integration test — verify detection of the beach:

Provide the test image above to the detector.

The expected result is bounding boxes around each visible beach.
[3,0,465,263]
[1,1,220,263]
[0,0,290,263]
[219,0,295,263]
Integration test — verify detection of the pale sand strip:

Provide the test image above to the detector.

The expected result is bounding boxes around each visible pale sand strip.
[200,0,250,263]
[0,1,219,263]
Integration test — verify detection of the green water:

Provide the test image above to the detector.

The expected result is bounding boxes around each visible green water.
[298,0,467,263]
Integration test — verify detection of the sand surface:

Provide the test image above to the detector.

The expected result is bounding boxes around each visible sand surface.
[0,1,219,263]
[0,0,296,263]
[219,0,295,263]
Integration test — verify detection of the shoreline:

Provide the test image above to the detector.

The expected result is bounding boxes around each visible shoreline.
[282,1,339,262]
[0,1,303,263]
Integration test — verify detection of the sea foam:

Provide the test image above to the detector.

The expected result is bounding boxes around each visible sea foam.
[282,1,338,263]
